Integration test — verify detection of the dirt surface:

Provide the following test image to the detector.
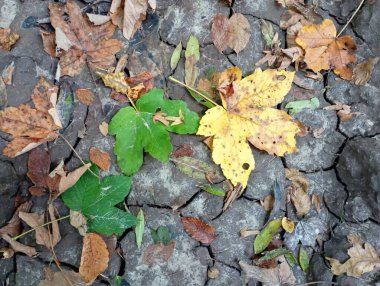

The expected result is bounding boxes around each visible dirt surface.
[0,0,379,285]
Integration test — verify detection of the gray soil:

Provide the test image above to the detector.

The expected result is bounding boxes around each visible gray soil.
[0,0,379,285]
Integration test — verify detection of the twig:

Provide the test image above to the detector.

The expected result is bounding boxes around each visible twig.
[58,134,100,179]
[86,60,104,114]
[168,76,221,107]
[337,0,366,37]
[12,215,70,241]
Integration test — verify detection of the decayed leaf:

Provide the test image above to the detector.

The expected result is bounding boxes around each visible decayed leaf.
[261,195,275,211]
[2,61,15,85]
[142,241,176,266]
[99,121,109,136]
[70,210,88,236]
[0,78,61,157]
[0,201,32,237]
[285,97,320,113]
[19,204,61,249]
[211,13,251,54]
[296,19,357,80]
[40,31,56,58]
[48,0,123,76]
[89,147,111,171]
[254,219,282,254]
[181,217,216,245]
[352,57,379,86]
[0,28,19,51]
[86,13,111,26]
[281,217,295,233]
[286,168,311,216]
[326,235,380,277]
[312,194,321,214]
[1,234,37,257]
[38,270,84,286]
[185,35,200,87]
[109,0,155,39]
[170,41,182,70]
[324,101,360,122]
[75,89,96,106]
[197,67,298,188]
[299,246,310,272]
[79,233,110,284]
[240,255,296,286]
[27,147,51,196]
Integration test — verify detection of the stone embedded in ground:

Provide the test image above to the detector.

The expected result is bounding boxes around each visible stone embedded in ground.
[15,255,45,286]
[211,198,266,268]
[0,257,14,282]
[0,160,18,225]
[307,254,333,284]
[234,0,284,25]
[180,191,224,221]
[337,136,380,221]
[317,0,360,22]
[245,150,285,200]
[207,262,242,286]
[160,1,229,46]
[120,206,208,286]
[285,109,346,171]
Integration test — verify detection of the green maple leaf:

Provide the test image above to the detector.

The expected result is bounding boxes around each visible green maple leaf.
[62,165,136,235]
[109,88,199,175]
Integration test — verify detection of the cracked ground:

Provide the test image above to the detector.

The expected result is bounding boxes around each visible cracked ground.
[0,0,380,285]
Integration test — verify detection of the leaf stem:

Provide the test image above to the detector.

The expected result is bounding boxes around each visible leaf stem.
[12,215,70,241]
[337,0,366,37]
[58,134,100,179]
[168,76,221,108]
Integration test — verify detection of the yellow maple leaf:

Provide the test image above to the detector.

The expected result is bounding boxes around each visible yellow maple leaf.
[197,67,299,188]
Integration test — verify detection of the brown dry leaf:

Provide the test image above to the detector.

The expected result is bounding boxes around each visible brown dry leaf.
[49,0,123,76]
[86,13,111,26]
[211,13,251,54]
[181,217,216,245]
[1,234,37,257]
[90,147,111,171]
[172,144,194,158]
[2,61,15,85]
[326,235,380,277]
[99,121,109,136]
[324,101,360,122]
[75,89,96,106]
[281,217,295,233]
[312,127,325,138]
[19,204,60,249]
[110,0,155,39]
[295,120,309,137]
[142,241,176,266]
[261,195,274,211]
[312,194,322,214]
[0,247,14,259]
[0,78,61,158]
[0,28,19,51]
[0,201,32,237]
[70,210,88,236]
[352,57,379,86]
[38,270,84,286]
[79,233,110,284]
[240,255,296,285]
[40,31,56,58]
[296,19,357,80]
[115,54,129,73]
[27,147,51,194]
[285,168,311,216]
[240,228,260,238]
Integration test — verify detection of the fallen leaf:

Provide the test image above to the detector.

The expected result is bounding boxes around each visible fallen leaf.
[185,35,200,87]
[142,241,176,266]
[0,77,7,108]
[198,67,298,188]
[211,13,251,54]
[151,226,172,245]
[261,195,275,211]
[19,204,60,249]
[208,267,220,279]
[240,255,296,285]
[49,0,123,76]
[282,217,295,233]
[0,201,33,237]
[70,210,88,236]
[295,120,309,137]
[75,89,96,106]
[0,28,19,51]
[99,121,109,136]
[324,101,360,122]
[2,61,15,85]
[181,217,216,245]
[352,57,379,85]
[38,270,84,286]
[89,147,111,171]
[79,233,109,284]
[0,78,61,157]
[1,234,37,257]
[326,235,380,277]
[289,187,311,217]
[40,31,56,58]
[285,97,320,113]
[0,248,14,259]
[172,144,193,158]
[311,194,322,214]
[115,54,129,73]
[296,19,357,80]
[312,127,324,138]
[62,165,136,235]
[135,209,144,249]
[254,218,282,254]
[86,13,111,26]
[299,246,310,272]
[240,228,260,238]
[27,147,51,194]
[170,41,182,70]
[199,184,226,197]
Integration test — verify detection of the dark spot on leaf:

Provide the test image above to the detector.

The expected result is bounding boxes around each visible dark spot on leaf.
[277,75,286,81]
[242,163,250,170]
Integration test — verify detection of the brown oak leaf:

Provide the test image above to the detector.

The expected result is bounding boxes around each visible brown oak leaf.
[181,217,216,245]
[48,0,123,76]
[211,13,251,54]
[0,78,61,157]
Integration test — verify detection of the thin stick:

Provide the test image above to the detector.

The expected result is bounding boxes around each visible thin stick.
[86,60,104,114]
[168,76,221,107]
[12,215,70,241]
[337,0,366,37]
[58,134,100,179]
